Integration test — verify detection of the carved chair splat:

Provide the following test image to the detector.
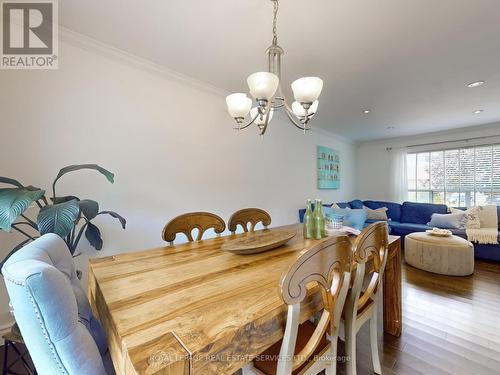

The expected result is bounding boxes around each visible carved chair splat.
[244,236,353,375]
[162,212,226,245]
[228,208,272,234]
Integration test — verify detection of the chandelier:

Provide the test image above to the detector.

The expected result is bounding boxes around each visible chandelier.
[225,0,323,136]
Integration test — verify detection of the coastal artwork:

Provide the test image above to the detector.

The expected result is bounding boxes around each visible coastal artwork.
[317,145,340,189]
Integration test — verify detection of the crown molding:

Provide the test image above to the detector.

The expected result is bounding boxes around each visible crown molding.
[59,26,228,98]
[358,120,500,147]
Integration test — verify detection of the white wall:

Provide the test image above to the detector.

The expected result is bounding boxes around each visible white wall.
[356,122,500,201]
[0,31,357,327]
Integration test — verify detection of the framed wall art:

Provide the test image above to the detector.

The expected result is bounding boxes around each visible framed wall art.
[317,145,340,189]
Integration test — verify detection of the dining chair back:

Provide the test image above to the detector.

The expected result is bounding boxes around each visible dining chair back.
[246,236,352,375]
[228,208,271,234]
[1,234,114,375]
[343,221,389,375]
[162,212,226,245]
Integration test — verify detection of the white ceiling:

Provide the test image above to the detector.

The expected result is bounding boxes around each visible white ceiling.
[60,0,500,141]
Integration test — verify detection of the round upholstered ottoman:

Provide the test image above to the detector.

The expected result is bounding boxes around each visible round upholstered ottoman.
[405,232,474,276]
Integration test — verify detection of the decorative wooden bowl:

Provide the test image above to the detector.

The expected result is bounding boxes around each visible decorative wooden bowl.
[221,230,296,255]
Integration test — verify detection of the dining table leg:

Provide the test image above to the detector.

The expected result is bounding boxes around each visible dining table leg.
[383,238,402,337]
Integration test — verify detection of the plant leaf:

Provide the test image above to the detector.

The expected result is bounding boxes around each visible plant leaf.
[85,222,103,250]
[97,211,126,229]
[79,199,99,220]
[52,164,114,200]
[51,196,80,204]
[56,164,115,183]
[0,177,24,188]
[0,188,45,231]
[37,200,80,238]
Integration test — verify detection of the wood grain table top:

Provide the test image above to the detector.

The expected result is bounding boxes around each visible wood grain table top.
[88,224,400,375]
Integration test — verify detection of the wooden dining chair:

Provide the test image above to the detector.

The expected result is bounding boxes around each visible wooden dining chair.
[228,208,272,234]
[162,212,226,245]
[243,236,353,375]
[341,222,389,375]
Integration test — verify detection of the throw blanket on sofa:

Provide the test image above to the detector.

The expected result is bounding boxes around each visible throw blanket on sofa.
[466,205,499,245]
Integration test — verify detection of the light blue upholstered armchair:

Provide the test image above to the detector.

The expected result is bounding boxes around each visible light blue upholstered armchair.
[1,234,115,375]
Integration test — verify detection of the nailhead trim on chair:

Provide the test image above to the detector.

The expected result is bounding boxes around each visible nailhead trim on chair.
[4,275,67,373]
[3,275,25,286]
[25,288,68,375]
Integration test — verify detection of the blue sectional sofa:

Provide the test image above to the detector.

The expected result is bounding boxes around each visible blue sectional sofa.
[299,200,500,262]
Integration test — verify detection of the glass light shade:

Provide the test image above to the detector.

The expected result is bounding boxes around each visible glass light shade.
[291,77,323,103]
[250,107,274,125]
[292,100,319,117]
[247,72,279,100]
[226,93,252,118]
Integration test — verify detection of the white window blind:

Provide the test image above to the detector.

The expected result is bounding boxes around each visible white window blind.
[407,144,500,207]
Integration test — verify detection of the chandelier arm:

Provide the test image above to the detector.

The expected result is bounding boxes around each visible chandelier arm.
[284,106,311,131]
[259,102,274,135]
[278,91,309,128]
[233,113,260,130]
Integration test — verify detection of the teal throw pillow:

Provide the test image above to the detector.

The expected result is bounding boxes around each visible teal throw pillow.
[324,207,367,231]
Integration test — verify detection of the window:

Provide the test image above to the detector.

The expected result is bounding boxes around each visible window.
[407,144,500,207]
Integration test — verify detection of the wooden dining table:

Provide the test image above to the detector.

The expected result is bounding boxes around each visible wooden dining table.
[88,224,401,375]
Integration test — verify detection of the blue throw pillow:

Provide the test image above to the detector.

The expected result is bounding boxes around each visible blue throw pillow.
[325,208,367,231]
[348,200,364,209]
[427,212,466,229]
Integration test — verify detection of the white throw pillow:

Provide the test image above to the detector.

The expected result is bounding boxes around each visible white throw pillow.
[331,203,350,210]
[364,206,389,221]
[450,207,481,229]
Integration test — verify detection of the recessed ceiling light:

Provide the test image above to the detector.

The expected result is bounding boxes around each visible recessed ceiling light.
[362,109,371,114]
[473,109,483,114]
[467,80,485,88]
[386,126,395,130]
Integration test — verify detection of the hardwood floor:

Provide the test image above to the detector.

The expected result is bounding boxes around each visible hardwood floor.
[336,259,500,375]
[0,340,35,375]
[2,260,500,375]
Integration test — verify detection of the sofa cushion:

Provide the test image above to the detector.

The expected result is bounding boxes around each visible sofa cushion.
[363,200,401,222]
[450,228,467,238]
[389,222,431,232]
[400,202,448,224]
[348,200,364,209]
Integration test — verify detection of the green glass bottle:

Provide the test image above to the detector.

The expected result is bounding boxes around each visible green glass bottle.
[303,199,314,239]
[318,200,326,237]
[313,199,325,239]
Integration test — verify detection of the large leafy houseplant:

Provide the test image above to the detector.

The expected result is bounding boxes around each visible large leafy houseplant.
[0,164,126,269]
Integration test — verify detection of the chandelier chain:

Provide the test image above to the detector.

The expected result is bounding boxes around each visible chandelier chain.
[272,0,279,45]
